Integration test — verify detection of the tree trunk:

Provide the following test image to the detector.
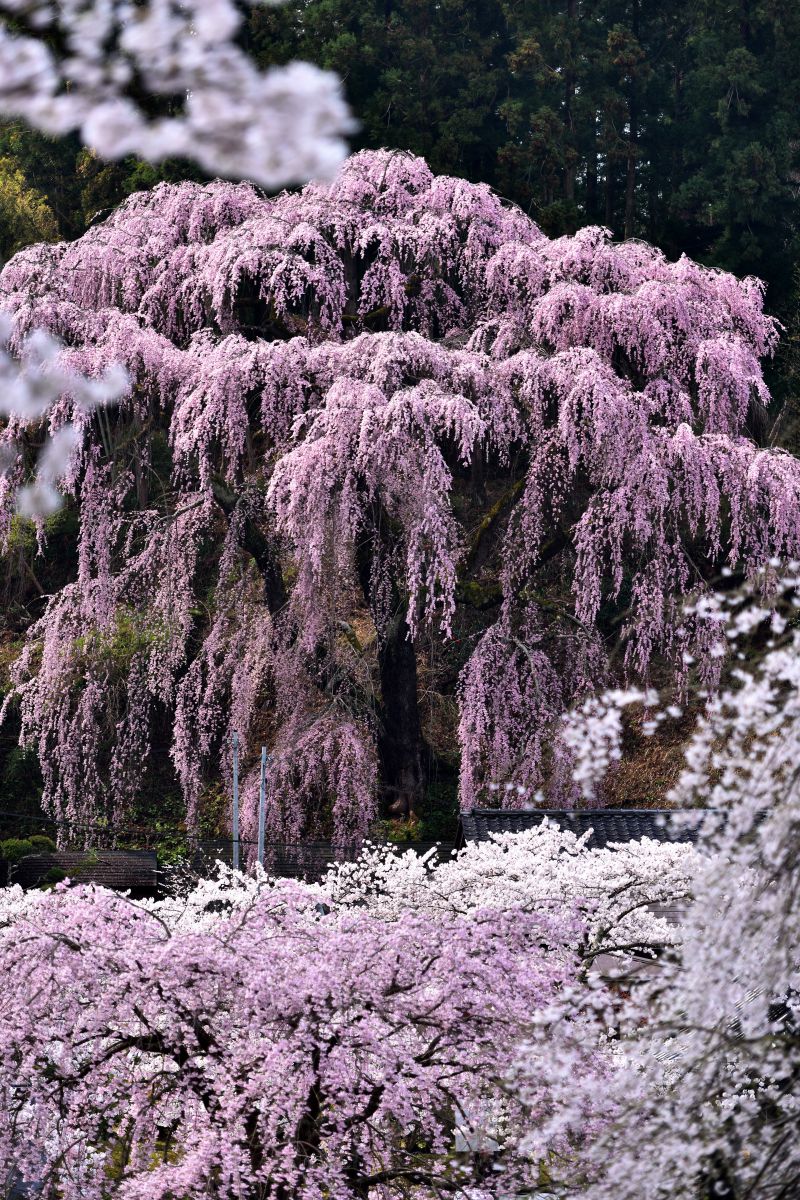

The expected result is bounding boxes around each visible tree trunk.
[586,114,599,221]
[624,1,640,240]
[356,507,427,819]
[563,0,578,203]
[211,481,286,614]
[376,606,426,818]
[133,445,149,510]
[242,520,287,614]
[604,153,615,230]
[623,94,638,239]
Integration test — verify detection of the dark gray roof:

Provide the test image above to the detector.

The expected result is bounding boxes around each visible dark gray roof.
[455,808,702,851]
[189,841,454,883]
[9,849,158,893]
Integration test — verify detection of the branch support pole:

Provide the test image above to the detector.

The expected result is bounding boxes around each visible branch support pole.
[258,747,267,867]
[232,731,240,872]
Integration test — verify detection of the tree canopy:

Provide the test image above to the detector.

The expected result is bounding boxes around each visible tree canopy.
[0,822,699,1196]
[249,0,800,306]
[0,149,797,841]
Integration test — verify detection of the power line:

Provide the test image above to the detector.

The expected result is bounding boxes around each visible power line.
[0,743,400,856]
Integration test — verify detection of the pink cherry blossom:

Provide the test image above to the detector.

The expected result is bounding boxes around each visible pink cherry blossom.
[0,871,601,1199]
[2,150,799,831]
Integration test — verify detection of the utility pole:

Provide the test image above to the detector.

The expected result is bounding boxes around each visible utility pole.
[257,746,267,867]
[232,731,240,871]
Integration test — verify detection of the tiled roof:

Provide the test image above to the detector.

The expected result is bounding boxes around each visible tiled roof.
[189,841,363,883]
[455,808,703,850]
[9,849,158,892]
[190,841,454,883]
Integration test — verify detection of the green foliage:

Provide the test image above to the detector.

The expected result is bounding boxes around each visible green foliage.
[76,147,204,227]
[4,515,37,558]
[384,783,459,842]
[669,1,800,307]
[0,745,44,832]
[195,781,231,842]
[125,776,213,867]
[386,816,423,843]
[146,820,191,867]
[0,154,58,261]
[0,834,56,862]
[247,0,509,187]
[0,122,83,242]
[0,837,33,862]
[41,866,66,884]
[418,781,459,842]
[1,506,80,632]
[73,608,174,674]
[28,834,56,852]
[0,119,202,253]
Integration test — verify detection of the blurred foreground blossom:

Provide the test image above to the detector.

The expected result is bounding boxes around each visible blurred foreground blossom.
[0,319,127,518]
[0,1,353,188]
[0,1,352,516]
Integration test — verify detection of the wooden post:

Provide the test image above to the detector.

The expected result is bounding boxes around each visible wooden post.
[232,731,240,871]
[257,746,267,867]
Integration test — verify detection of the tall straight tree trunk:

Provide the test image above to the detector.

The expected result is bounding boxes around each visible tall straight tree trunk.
[586,112,599,221]
[563,0,578,204]
[356,506,427,818]
[604,150,615,230]
[376,607,426,818]
[624,91,638,238]
[647,169,658,244]
[624,0,640,240]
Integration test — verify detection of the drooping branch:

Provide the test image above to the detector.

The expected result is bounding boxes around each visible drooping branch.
[1,148,798,831]
[211,478,286,615]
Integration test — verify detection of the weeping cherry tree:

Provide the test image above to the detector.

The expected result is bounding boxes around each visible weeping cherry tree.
[1,149,799,840]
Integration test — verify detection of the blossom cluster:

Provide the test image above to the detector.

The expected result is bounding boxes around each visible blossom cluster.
[0,316,127,523]
[541,569,800,1199]
[0,850,609,1198]
[2,150,799,833]
[325,823,702,964]
[0,1,352,188]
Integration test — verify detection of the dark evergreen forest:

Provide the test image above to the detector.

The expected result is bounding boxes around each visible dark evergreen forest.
[3,2,799,304]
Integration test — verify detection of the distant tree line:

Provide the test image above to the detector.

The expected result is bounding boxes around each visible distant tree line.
[250,0,800,309]
[0,2,798,306]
